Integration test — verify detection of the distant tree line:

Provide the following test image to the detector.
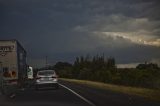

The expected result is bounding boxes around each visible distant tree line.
[34,55,160,89]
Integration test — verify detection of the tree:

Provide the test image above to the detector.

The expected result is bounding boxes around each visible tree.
[136,62,159,69]
[54,62,72,77]
[107,57,116,68]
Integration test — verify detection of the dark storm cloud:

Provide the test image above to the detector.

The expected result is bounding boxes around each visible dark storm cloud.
[1,0,160,67]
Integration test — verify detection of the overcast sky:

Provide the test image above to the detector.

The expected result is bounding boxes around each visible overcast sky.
[1,0,160,68]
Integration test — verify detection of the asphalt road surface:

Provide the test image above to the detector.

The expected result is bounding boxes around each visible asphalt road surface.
[0,83,92,106]
[0,80,160,106]
[61,81,160,106]
[60,80,160,106]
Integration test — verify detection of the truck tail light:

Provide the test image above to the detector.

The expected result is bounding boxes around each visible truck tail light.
[8,79,18,84]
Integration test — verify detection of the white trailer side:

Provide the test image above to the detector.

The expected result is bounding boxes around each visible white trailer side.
[0,40,27,96]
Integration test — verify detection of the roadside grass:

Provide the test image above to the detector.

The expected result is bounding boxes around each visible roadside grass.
[60,78,160,102]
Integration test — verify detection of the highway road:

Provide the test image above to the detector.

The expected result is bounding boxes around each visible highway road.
[0,80,160,106]
[60,80,160,106]
[0,83,92,106]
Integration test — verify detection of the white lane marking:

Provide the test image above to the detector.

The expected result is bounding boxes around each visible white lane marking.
[59,83,96,106]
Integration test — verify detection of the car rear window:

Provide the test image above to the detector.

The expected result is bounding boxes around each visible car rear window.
[38,70,55,75]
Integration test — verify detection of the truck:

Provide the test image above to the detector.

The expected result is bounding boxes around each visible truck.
[0,40,27,97]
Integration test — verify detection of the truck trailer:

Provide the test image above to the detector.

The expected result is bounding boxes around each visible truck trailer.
[0,40,27,97]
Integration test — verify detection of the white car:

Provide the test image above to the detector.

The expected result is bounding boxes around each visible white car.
[35,70,59,90]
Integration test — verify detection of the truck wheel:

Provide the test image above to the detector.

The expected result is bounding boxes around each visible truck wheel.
[1,89,5,95]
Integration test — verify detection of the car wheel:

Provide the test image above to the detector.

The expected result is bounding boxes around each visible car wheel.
[35,85,39,90]
[55,84,59,89]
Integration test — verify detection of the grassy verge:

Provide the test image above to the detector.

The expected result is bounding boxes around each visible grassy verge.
[60,78,160,102]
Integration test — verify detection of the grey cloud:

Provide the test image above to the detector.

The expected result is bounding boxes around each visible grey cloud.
[73,13,160,47]
[74,14,160,34]
[1,0,160,67]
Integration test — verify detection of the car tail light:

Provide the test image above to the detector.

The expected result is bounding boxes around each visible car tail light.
[36,76,41,79]
[52,75,58,78]
[52,76,56,78]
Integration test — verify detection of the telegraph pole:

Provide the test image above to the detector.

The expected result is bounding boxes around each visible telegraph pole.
[45,56,48,67]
